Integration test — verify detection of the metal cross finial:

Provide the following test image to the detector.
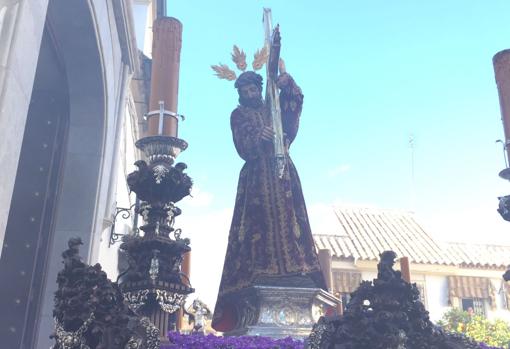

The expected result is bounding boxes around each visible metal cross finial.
[496,139,509,168]
[158,100,165,135]
[145,100,185,135]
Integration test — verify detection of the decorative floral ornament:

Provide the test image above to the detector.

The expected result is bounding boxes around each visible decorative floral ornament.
[231,45,247,71]
[53,313,95,349]
[152,164,169,184]
[164,332,305,349]
[211,64,236,81]
[252,46,268,70]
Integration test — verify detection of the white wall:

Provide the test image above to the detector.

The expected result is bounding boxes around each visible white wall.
[97,93,141,279]
[487,277,510,322]
[425,274,510,322]
[361,270,377,282]
[132,0,151,54]
[95,0,148,280]
[334,261,510,324]
[424,274,450,322]
[0,0,50,258]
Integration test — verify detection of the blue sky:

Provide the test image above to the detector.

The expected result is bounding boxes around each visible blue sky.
[135,1,510,306]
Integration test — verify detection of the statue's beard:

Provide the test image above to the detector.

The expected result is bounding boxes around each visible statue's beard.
[239,95,263,109]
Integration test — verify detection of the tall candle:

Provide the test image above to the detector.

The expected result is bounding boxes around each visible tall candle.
[148,17,182,137]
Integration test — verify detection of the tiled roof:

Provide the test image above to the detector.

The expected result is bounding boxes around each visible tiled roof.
[313,207,510,268]
[444,242,510,268]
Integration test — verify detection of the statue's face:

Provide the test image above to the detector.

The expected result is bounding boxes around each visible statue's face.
[238,83,263,108]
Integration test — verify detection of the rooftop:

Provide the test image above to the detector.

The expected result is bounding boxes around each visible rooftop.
[313,207,510,268]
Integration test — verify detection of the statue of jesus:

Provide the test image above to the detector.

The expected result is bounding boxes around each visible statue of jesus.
[212,68,326,331]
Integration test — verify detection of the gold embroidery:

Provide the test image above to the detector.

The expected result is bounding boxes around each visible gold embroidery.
[294,220,301,239]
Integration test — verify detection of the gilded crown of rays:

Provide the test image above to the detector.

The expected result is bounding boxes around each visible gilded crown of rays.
[212,45,278,81]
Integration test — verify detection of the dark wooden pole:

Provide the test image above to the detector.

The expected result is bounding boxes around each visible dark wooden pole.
[318,249,333,292]
[494,50,510,163]
[176,252,191,331]
[400,257,411,283]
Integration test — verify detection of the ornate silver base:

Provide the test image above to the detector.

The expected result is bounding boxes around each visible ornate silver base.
[223,286,339,339]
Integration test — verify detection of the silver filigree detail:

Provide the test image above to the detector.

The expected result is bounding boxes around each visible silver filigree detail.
[155,289,186,313]
[308,321,329,349]
[397,329,407,349]
[53,313,94,349]
[171,255,183,272]
[121,317,159,349]
[135,136,188,163]
[124,337,142,349]
[164,202,177,227]
[259,304,305,326]
[311,302,325,323]
[149,250,160,282]
[153,164,169,184]
[140,317,160,349]
[123,290,150,312]
[139,202,151,222]
[221,286,339,338]
[173,228,182,240]
[277,306,297,325]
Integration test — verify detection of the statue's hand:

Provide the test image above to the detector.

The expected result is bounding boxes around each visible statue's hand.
[272,25,281,47]
[277,72,292,89]
[261,126,274,142]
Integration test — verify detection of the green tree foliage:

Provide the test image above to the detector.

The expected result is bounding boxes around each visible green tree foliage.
[438,308,510,348]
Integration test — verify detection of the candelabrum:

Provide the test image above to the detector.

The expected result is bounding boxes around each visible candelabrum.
[119,134,194,337]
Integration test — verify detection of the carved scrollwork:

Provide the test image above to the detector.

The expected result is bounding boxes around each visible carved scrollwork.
[53,313,94,349]
[149,250,160,281]
[153,164,169,184]
[124,337,142,349]
[140,317,160,349]
[139,203,151,222]
[123,290,150,312]
[307,250,482,349]
[259,304,311,327]
[155,289,185,313]
[52,239,162,349]
[123,317,159,349]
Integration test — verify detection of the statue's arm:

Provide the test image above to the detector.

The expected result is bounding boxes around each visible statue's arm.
[230,109,266,161]
[278,73,303,145]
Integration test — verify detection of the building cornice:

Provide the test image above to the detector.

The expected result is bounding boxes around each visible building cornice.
[112,0,140,74]
[333,258,506,279]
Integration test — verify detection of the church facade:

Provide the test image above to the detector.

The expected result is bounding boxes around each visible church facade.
[0,0,151,347]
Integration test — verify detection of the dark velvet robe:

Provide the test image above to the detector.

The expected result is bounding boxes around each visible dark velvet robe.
[212,77,326,331]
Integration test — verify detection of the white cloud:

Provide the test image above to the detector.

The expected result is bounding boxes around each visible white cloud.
[327,164,351,178]
[180,186,214,208]
[417,206,510,245]
[307,200,381,235]
[176,207,233,309]
[308,202,340,235]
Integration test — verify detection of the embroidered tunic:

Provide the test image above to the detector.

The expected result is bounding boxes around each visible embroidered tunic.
[212,77,325,331]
